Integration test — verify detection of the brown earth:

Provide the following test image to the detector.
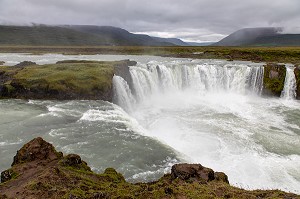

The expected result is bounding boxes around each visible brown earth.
[0,137,299,199]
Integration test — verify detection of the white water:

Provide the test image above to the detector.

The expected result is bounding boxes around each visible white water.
[281,65,297,100]
[113,60,265,106]
[113,59,300,194]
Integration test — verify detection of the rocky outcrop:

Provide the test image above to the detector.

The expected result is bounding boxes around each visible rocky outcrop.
[0,61,4,65]
[294,66,300,100]
[11,137,62,166]
[0,60,135,101]
[0,137,299,199]
[171,163,229,184]
[263,63,286,97]
[114,59,136,93]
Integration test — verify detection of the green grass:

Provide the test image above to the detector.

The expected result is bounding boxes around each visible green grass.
[13,62,113,93]
[0,61,123,99]
[0,46,300,65]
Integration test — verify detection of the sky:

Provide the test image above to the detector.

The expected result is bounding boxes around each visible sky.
[0,0,300,42]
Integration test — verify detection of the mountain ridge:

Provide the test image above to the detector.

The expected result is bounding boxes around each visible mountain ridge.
[0,25,199,46]
[213,27,300,46]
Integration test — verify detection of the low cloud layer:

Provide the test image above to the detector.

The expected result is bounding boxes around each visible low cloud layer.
[0,0,299,42]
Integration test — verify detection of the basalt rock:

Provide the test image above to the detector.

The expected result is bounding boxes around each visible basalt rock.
[294,66,300,100]
[60,154,91,172]
[263,63,286,97]
[12,137,62,166]
[114,59,136,93]
[171,163,229,184]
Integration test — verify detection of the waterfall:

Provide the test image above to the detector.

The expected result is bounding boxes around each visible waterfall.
[281,65,297,100]
[113,60,266,110]
[112,75,136,112]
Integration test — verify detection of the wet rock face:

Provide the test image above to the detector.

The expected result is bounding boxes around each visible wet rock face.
[294,66,300,100]
[263,63,286,97]
[171,163,229,184]
[12,137,62,166]
[114,60,136,94]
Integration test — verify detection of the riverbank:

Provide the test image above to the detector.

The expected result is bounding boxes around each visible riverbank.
[0,60,135,100]
[0,46,300,65]
[1,137,298,199]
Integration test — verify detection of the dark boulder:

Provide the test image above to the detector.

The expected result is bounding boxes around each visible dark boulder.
[12,137,62,166]
[1,169,14,183]
[0,61,4,65]
[60,154,91,172]
[171,163,229,184]
[214,172,229,183]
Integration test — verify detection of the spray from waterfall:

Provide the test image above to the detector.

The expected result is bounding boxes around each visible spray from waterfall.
[113,61,268,110]
[281,65,297,100]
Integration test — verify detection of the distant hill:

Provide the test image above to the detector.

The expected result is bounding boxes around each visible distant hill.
[213,27,300,46]
[0,25,180,46]
[187,42,215,46]
[65,25,174,46]
[151,36,190,46]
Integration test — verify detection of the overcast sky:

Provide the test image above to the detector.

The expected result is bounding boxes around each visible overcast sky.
[0,0,300,42]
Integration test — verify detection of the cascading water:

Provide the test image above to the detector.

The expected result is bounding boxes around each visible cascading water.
[281,65,297,100]
[114,60,265,106]
[113,58,300,193]
[112,75,136,112]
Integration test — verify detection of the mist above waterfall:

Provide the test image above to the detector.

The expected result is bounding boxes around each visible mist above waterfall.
[113,57,300,193]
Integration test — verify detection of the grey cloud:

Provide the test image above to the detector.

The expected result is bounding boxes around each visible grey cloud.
[0,0,299,41]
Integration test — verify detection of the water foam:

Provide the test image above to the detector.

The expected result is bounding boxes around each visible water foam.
[113,59,300,193]
[281,65,297,100]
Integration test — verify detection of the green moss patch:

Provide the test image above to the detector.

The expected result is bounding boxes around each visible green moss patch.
[0,60,132,100]
[263,64,286,96]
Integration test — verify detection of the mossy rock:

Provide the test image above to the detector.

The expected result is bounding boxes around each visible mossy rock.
[102,168,126,183]
[294,66,300,99]
[263,63,286,96]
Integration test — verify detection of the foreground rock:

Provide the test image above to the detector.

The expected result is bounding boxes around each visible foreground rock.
[0,60,135,101]
[0,138,298,199]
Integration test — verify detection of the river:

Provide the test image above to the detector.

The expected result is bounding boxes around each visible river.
[0,53,299,194]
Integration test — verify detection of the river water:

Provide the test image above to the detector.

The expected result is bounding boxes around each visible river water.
[0,54,299,194]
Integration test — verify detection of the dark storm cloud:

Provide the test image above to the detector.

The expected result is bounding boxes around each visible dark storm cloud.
[0,0,299,41]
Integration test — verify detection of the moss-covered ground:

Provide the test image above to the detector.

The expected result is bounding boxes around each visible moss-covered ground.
[0,60,130,100]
